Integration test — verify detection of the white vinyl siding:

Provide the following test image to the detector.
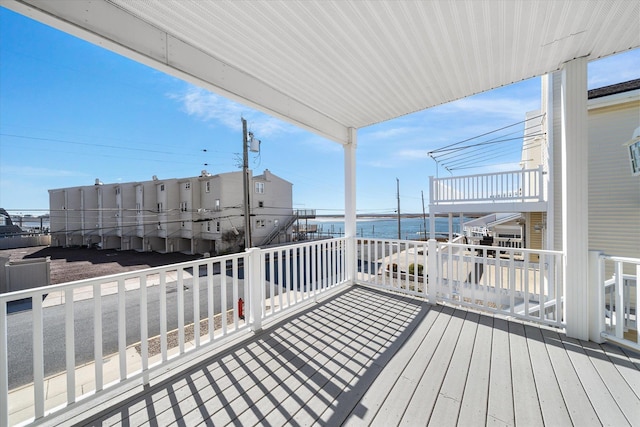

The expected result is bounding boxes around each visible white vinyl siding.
[588,100,640,266]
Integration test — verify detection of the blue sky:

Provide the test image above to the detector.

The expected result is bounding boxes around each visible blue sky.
[1,7,639,216]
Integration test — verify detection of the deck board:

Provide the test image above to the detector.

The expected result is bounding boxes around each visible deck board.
[559,334,632,426]
[401,307,466,425]
[522,324,572,426]
[62,285,640,427]
[428,311,479,426]
[457,314,493,426]
[508,321,544,426]
[487,318,515,426]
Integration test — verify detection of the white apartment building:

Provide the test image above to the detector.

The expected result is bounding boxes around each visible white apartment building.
[49,169,294,254]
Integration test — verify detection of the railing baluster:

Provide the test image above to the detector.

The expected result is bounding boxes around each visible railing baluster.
[311,244,317,301]
[94,283,103,391]
[160,271,168,362]
[177,268,185,353]
[268,251,275,313]
[117,278,126,380]
[285,249,291,306]
[275,250,281,308]
[232,258,239,329]
[65,289,76,403]
[509,253,515,314]
[305,245,311,299]
[140,276,148,384]
[220,262,227,335]
[33,293,44,419]
[207,262,214,342]
[615,261,624,338]
[523,253,530,317]
[243,254,250,322]
[193,265,200,347]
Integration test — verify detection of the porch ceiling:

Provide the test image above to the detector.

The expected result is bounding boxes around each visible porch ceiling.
[3,0,640,144]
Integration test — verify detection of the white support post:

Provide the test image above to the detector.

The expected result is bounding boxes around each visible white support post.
[247,248,263,332]
[561,57,589,340]
[427,239,438,303]
[429,177,435,240]
[344,128,357,285]
[588,251,605,343]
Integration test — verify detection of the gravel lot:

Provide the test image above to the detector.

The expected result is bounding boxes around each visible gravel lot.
[0,246,201,284]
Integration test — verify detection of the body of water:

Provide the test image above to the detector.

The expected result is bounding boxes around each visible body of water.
[305,216,465,240]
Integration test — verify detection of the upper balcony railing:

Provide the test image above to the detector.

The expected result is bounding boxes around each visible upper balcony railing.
[430,166,545,206]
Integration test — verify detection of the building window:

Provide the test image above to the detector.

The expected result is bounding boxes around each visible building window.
[205,181,211,193]
[180,201,188,212]
[157,202,163,212]
[185,182,191,189]
[136,203,141,214]
[115,187,120,195]
[206,221,211,232]
[181,221,185,228]
[216,221,221,233]
[258,201,264,208]
[160,184,165,191]
[215,199,220,211]
[255,182,264,194]
[256,219,266,228]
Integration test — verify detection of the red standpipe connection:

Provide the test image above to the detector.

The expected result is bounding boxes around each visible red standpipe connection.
[238,298,245,320]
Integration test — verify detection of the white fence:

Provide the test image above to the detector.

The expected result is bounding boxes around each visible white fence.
[430,166,544,205]
[0,238,347,427]
[598,254,639,351]
[356,238,564,328]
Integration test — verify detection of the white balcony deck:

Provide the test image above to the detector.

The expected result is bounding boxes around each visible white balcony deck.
[55,285,639,427]
[429,167,547,214]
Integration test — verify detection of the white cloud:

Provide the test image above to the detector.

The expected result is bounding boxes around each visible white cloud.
[0,165,87,177]
[168,86,299,137]
[395,149,430,160]
[435,96,540,122]
[363,126,422,140]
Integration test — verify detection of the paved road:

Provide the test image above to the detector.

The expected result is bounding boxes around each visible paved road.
[6,274,246,389]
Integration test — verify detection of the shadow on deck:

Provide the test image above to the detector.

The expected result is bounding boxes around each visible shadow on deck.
[59,286,639,426]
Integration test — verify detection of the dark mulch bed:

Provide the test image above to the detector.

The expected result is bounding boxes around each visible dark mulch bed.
[0,246,201,284]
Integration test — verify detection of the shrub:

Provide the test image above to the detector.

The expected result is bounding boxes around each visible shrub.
[409,263,424,276]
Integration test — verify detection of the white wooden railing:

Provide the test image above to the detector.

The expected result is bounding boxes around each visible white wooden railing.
[0,238,347,427]
[430,166,544,205]
[597,254,639,352]
[356,238,564,328]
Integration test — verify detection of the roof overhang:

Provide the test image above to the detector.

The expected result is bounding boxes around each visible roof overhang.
[2,0,639,144]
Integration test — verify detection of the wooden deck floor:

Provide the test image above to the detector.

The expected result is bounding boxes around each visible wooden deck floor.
[67,285,640,426]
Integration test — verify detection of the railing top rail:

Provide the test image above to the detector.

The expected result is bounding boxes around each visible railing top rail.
[355,237,427,245]
[0,251,248,302]
[600,254,640,264]
[441,241,564,256]
[0,238,349,302]
[432,167,541,181]
[262,237,347,253]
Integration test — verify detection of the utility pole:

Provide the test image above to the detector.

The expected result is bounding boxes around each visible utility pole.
[396,178,401,239]
[242,118,252,249]
[421,190,427,240]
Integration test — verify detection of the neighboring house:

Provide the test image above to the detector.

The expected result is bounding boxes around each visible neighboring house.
[49,169,294,254]
[429,77,640,267]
